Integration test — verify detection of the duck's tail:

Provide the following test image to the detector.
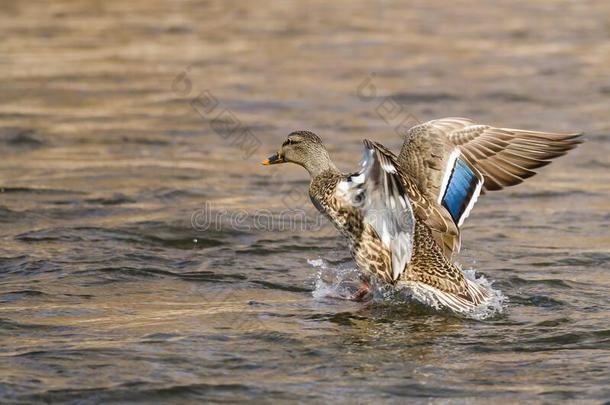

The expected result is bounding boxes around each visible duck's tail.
[400,272,502,318]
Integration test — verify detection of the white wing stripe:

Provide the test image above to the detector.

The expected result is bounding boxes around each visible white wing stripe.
[437,148,461,204]
[457,175,483,227]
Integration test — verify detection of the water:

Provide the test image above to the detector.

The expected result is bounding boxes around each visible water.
[1,0,609,403]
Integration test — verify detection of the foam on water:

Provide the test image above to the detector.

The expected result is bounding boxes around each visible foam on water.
[308,258,507,320]
[308,258,362,300]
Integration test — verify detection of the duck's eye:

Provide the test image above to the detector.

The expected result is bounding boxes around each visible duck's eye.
[282,139,300,147]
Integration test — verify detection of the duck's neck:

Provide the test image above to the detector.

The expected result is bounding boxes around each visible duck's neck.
[302,150,340,177]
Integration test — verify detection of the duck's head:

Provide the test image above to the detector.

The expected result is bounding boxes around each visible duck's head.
[261,130,337,176]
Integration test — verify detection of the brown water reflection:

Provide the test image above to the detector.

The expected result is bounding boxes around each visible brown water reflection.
[0,0,609,402]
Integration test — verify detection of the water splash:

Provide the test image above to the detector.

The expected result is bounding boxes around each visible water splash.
[463,269,507,319]
[308,258,507,320]
[308,258,362,300]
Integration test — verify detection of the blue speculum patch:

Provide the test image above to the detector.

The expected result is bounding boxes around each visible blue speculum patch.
[442,158,478,224]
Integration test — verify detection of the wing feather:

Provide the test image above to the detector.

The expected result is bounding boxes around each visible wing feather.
[398,117,582,196]
[339,140,416,281]
[381,140,461,259]
[445,121,582,192]
[397,117,582,257]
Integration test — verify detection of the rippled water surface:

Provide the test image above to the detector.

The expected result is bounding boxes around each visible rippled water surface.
[1,0,609,403]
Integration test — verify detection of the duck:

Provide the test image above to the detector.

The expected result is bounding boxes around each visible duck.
[261,118,581,314]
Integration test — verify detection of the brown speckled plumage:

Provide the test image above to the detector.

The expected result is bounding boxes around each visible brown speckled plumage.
[309,171,394,283]
[309,171,485,305]
[307,164,488,311]
[263,122,581,313]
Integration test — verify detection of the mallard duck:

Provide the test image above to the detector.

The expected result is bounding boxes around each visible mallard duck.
[261,118,581,313]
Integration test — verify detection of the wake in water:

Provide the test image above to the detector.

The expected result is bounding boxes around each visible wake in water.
[308,258,507,320]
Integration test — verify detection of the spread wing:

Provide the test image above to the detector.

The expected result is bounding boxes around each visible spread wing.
[397,117,582,258]
[410,117,583,192]
[396,122,482,258]
[338,140,415,281]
